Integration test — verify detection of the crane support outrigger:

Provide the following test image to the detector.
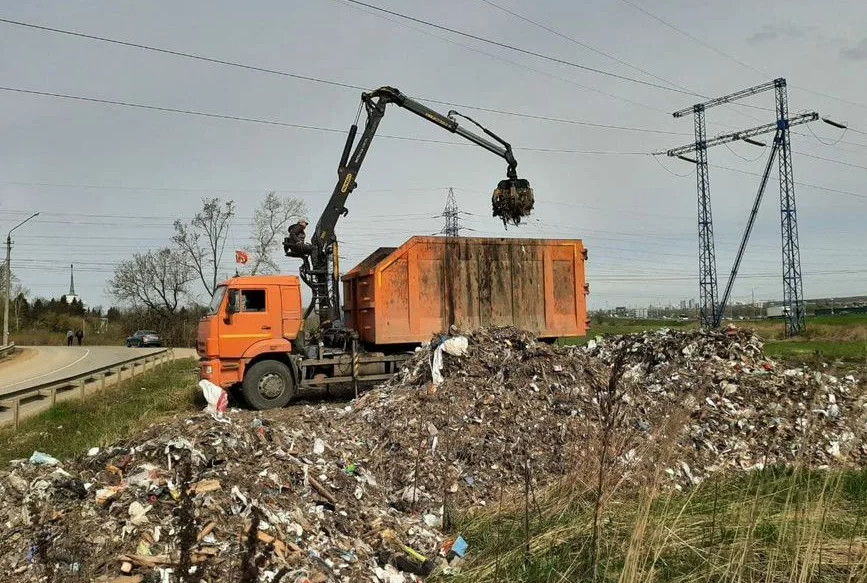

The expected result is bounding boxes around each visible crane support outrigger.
[298,86,534,341]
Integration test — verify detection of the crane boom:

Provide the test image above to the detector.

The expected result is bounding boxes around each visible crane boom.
[299,86,534,333]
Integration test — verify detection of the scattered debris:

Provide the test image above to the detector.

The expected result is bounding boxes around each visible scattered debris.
[0,415,441,581]
[1,326,864,581]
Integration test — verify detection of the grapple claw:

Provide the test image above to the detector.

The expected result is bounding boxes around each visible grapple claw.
[492,178,534,226]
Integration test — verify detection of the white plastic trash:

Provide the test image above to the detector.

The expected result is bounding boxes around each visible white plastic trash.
[442,336,468,357]
[431,335,469,385]
[199,380,228,415]
[29,451,60,466]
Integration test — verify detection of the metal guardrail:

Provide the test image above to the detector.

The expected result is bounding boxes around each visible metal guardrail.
[0,348,173,430]
[0,343,14,359]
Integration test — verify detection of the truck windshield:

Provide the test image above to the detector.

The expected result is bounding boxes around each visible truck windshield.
[207,285,227,315]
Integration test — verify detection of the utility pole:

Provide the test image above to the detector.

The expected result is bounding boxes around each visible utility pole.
[3,212,39,347]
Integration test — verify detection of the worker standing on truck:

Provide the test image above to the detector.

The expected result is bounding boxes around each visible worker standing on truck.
[284,219,314,269]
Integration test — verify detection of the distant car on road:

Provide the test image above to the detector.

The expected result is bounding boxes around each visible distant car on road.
[126,330,162,348]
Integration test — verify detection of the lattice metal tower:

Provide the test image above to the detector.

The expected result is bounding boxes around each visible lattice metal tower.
[440,188,463,237]
[692,104,719,328]
[774,78,805,336]
[666,77,822,336]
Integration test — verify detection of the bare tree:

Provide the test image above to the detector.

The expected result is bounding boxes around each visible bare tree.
[173,198,236,297]
[12,287,30,331]
[108,248,193,314]
[248,191,306,275]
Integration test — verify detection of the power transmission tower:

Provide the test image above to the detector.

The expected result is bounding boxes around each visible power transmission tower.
[664,77,834,336]
[439,188,464,237]
[774,79,806,336]
[692,104,718,328]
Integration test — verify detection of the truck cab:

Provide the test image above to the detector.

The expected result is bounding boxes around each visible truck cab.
[198,274,402,410]
[198,275,304,409]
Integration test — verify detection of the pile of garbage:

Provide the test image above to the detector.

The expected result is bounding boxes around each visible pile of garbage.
[582,328,865,483]
[0,414,445,582]
[305,327,597,512]
[1,326,864,581]
[305,327,865,508]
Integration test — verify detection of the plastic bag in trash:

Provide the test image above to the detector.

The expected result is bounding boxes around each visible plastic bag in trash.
[431,345,445,385]
[442,336,468,357]
[431,336,469,385]
[29,451,60,466]
[199,379,228,415]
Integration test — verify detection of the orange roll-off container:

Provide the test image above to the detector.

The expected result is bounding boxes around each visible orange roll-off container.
[342,236,588,346]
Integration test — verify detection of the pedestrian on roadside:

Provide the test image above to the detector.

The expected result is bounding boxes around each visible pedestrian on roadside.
[75,329,84,346]
[66,329,74,346]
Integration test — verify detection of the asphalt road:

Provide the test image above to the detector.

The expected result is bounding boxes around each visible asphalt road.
[0,345,168,397]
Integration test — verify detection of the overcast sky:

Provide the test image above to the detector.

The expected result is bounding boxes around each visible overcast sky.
[1,0,865,311]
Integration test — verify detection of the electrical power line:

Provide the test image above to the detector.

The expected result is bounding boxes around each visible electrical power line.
[475,0,690,92]
[339,0,698,96]
[330,0,675,116]
[709,163,867,200]
[3,14,865,185]
[465,0,781,131]
[0,85,658,155]
[0,16,688,136]
[615,0,867,112]
[797,151,867,173]
[0,85,428,144]
[0,17,368,91]
[616,0,764,76]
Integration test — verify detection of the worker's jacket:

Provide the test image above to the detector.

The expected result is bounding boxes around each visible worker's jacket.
[286,223,307,247]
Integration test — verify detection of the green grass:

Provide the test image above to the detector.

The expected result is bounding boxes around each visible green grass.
[810,314,867,326]
[560,319,692,346]
[435,467,867,583]
[764,339,867,363]
[0,358,200,464]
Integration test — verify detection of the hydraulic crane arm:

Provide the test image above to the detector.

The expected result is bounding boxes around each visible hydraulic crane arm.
[313,86,528,248]
[302,86,534,330]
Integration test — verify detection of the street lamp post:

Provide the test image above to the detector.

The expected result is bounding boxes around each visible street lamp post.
[3,212,39,347]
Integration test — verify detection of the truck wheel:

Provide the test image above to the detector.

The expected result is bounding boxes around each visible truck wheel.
[241,360,295,410]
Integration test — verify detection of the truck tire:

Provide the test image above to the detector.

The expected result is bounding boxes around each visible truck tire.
[241,360,295,410]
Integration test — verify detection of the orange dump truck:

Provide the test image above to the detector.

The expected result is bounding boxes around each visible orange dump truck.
[198,236,587,409]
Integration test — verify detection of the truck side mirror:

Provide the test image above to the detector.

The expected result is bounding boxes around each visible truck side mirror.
[225,290,240,323]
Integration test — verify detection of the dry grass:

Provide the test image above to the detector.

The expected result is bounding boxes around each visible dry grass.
[435,370,867,583]
[749,315,867,342]
[437,465,867,583]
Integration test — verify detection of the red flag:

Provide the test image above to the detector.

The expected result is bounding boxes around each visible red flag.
[235,250,249,265]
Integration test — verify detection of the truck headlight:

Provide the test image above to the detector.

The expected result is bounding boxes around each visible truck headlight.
[204,365,213,375]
